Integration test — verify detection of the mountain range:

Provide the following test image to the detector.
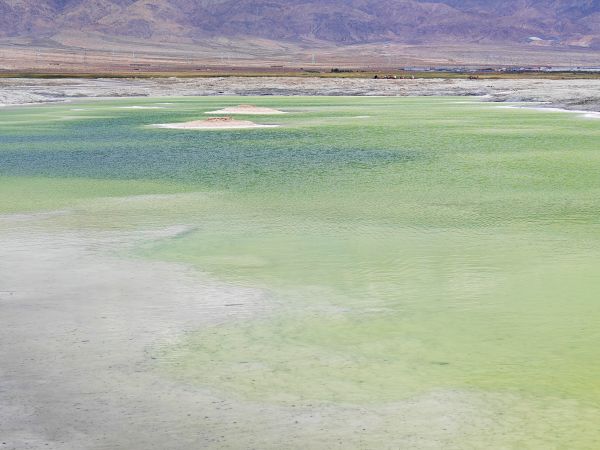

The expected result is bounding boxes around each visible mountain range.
[2,0,599,49]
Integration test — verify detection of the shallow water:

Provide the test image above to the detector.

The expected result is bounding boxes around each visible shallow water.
[1,96,600,448]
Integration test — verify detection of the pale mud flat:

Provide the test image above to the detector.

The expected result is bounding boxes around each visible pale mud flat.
[152,116,279,130]
[495,104,600,119]
[117,105,165,110]
[1,77,600,112]
[0,206,576,450]
[205,105,287,115]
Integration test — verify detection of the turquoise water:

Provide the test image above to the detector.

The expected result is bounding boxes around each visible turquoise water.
[1,96,600,447]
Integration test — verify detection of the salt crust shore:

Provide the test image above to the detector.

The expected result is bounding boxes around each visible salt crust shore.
[496,104,600,119]
[117,105,165,109]
[152,116,279,129]
[205,105,287,115]
[1,77,600,112]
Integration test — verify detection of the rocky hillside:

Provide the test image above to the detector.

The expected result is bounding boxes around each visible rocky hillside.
[1,0,599,48]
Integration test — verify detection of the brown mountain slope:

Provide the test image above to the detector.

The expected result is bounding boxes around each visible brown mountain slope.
[0,0,599,49]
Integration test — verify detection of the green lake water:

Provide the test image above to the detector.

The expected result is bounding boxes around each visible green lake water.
[1,96,599,447]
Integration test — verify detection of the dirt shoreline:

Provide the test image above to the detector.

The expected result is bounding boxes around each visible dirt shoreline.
[1,77,599,112]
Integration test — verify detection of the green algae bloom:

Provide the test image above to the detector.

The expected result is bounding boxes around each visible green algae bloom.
[2,96,600,447]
